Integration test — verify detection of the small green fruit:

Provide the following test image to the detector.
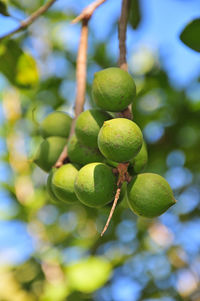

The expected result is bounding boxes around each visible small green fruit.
[46,169,60,203]
[92,67,136,112]
[74,162,117,208]
[34,136,66,172]
[52,163,79,203]
[68,134,104,166]
[98,118,143,163]
[127,173,176,218]
[75,109,112,148]
[129,141,148,174]
[40,111,72,138]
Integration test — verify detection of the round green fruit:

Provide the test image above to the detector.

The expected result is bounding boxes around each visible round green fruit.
[47,169,60,203]
[68,134,104,166]
[129,141,148,175]
[40,111,72,138]
[52,163,79,203]
[34,136,66,172]
[98,118,143,163]
[92,67,136,112]
[127,173,176,218]
[74,162,117,208]
[75,109,112,148]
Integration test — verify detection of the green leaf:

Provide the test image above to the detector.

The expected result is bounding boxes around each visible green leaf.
[129,0,142,29]
[66,257,112,293]
[16,52,39,87]
[0,0,9,16]
[0,40,39,88]
[180,18,200,52]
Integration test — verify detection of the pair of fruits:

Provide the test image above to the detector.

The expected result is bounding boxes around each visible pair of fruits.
[33,67,176,219]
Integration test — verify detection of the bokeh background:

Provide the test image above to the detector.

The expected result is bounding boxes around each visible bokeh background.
[0,0,200,300]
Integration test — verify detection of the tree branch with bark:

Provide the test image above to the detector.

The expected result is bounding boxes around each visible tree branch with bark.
[0,0,57,41]
[55,19,89,167]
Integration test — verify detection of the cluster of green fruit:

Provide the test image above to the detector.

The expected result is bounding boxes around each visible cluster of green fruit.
[33,67,176,220]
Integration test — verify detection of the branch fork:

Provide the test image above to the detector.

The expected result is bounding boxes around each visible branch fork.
[72,0,106,24]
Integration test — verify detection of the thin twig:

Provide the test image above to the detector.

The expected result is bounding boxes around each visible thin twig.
[55,19,89,167]
[72,0,106,24]
[0,0,57,41]
[73,19,89,125]
[118,0,130,71]
[101,188,121,237]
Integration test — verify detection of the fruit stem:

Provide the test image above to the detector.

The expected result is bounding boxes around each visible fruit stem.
[101,187,121,237]
[101,162,131,236]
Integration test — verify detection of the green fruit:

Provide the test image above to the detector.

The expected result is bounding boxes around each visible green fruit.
[98,118,143,163]
[129,141,148,174]
[52,163,79,203]
[34,136,66,172]
[75,109,112,148]
[127,173,176,218]
[47,169,60,203]
[40,111,72,138]
[68,134,104,166]
[92,67,136,112]
[74,162,117,208]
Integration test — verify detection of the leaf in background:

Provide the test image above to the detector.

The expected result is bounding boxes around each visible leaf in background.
[16,53,39,87]
[66,257,112,293]
[45,10,75,22]
[0,0,9,16]
[0,40,39,88]
[129,0,142,30]
[180,18,200,52]
[93,43,114,68]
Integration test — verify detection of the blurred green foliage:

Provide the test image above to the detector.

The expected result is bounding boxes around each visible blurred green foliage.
[0,1,200,301]
[0,0,9,16]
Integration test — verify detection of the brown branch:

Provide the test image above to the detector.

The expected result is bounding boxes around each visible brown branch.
[118,0,132,119]
[73,19,89,123]
[0,0,57,41]
[72,0,106,24]
[55,19,89,167]
[118,0,130,71]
